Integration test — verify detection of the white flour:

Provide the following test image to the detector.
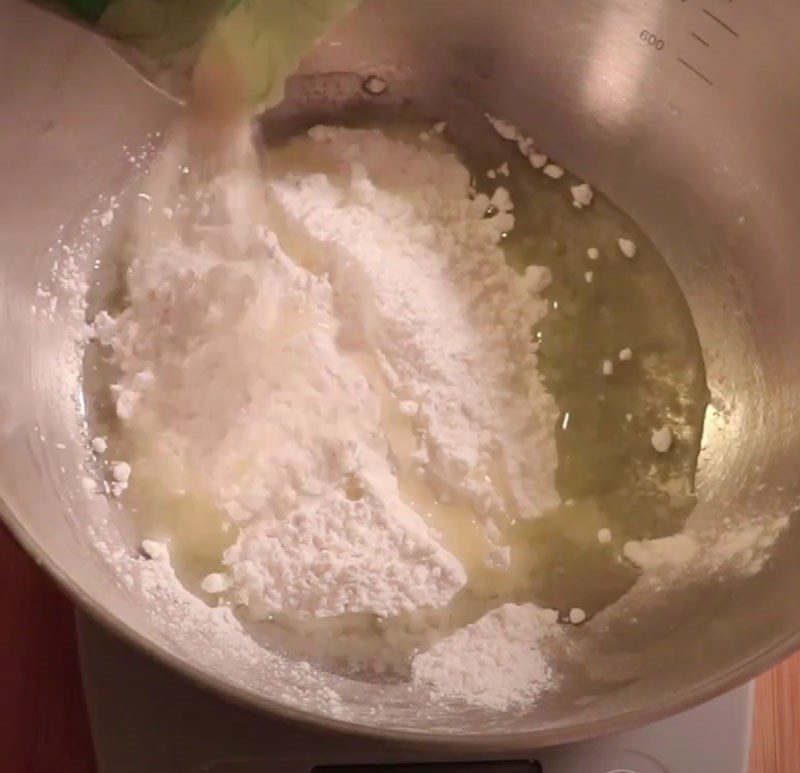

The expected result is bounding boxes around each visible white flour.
[623,533,698,569]
[94,124,559,653]
[269,127,558,523]
[411,604,559,710]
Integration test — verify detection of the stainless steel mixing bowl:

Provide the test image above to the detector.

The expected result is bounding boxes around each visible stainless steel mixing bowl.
[2,0,800,749]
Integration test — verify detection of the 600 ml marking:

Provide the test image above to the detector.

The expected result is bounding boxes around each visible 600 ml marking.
[640,29,666,50]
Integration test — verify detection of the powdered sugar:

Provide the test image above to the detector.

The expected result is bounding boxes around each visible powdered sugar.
[225,488,466,619]
[93,125,558,633]
[623,533,699,569]
[270,127,559,523]
[411,604,559,709]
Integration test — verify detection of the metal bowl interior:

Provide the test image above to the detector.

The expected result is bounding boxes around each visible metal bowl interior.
[1,0,800,748]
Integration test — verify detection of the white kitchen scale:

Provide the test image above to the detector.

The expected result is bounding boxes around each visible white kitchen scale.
[77,613,753,773]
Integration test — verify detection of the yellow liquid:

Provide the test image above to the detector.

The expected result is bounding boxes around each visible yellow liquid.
[125,437,238,588]
[456,120,708,616]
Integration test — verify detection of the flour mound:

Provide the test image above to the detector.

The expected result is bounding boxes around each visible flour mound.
[225,483,466,619]
[623,533,699,570]
[97,124,558,626]
[270,127,559,522]
[411,603,559,709]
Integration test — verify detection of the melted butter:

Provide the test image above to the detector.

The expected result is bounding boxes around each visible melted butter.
[124,438,237,587]
[446,116,709,616]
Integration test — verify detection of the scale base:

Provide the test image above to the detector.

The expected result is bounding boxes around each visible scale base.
[77,613,752,773]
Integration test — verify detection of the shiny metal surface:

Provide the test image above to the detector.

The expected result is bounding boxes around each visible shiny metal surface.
[78,612,753,772]
[2,0,800,749]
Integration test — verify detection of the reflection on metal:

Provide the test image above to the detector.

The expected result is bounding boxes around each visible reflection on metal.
[582,1,665,125]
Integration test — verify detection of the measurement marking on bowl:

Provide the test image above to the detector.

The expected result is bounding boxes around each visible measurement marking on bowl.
[701,8,739,37]
[690,31,710,47]
[677,57,713,86]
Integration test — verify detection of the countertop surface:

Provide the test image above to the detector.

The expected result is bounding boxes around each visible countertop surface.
[1,522,797,773]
